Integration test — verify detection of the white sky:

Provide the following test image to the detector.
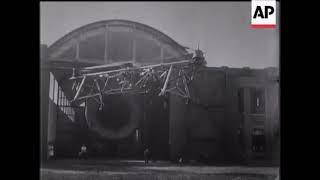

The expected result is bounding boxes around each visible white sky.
[40,2,279,68]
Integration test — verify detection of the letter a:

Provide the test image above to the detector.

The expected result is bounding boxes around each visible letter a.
[253,6,265,19]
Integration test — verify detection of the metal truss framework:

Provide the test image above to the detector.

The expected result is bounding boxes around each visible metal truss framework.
[70,51,206,109]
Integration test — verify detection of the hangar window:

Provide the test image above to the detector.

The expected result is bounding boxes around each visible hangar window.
[58,87,61,105]
[251,127,266,153]
[60,90,64,111]
[48,79,75,122]
[108,31,133,62]
[54,79,59,104]
[135,129,140,142]
[58,45,76,59]
[79,33,105,60]
[49,72,54,101]
[62,95,65,112]
[250,88,265,114]
[135,36,161,63]
[163,47,178,60]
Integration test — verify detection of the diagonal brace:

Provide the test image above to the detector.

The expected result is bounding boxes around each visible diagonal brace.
[73,76,87,101]
[159,65,173,96]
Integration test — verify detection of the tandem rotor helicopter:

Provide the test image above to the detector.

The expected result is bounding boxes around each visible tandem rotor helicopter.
[45,46,207,110]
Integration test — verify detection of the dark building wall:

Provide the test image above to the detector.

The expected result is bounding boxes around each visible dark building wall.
[169,95,188,160]
[168,67,279,163]
[143,96,170,160]
[55,108,76,157]
[222,69,252,162]
[42,65,279,163]
[223,68,279,163]
[55,107,85,158]
[168,68,227,161]
[265,68,280,164]
[47,99,57,145]
[187,69,226,161]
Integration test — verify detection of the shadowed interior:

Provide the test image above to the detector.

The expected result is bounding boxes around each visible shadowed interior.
[96,95,131,131]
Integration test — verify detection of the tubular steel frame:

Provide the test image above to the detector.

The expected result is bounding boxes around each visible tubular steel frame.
[70,51,206,109]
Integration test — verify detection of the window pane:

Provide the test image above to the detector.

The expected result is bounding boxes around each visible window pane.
[54,80,58,104]
[136,36,161,63]
[58,87,62,106]
[108,31,133,62]
[79,33,105,60]
[63,96,66,113]
[49,73,54,100]
[163,47,178,59]
[58,45,76,59]
[251,127,266,152]
[60,91,64,106]
[250,88,265,114]
[135,129,139,142]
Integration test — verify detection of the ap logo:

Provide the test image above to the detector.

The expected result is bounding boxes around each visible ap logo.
[251,0,276,28]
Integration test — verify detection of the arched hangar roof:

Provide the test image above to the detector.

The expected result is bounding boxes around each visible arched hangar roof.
[47,19,190,66]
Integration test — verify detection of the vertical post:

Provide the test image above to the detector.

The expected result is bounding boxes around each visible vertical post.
[132,24,136,63]
[76,38,80,61]
[132,37,136,63]
[160,47,164,63]
[104,24,109,64]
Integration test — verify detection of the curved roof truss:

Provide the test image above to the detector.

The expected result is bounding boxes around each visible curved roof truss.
[47,19,190,66]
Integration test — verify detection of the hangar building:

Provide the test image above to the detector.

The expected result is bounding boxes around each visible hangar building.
[40,20,279,164]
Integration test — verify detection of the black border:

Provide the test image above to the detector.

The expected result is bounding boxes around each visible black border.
[10,1,293,179]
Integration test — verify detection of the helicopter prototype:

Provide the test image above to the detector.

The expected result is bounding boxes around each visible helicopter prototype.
[67,48,206,110]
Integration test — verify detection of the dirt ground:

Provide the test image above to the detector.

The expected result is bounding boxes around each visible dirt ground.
[40,159,279,180]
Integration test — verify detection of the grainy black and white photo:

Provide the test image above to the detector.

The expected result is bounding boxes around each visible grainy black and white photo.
[40,1,280,180]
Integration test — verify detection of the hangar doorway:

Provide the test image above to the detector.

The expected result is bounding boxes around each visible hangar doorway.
[85,94,170,160]
[142,96,170,160]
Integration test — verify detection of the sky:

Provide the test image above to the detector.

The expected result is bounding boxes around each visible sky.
[40,2,279,68]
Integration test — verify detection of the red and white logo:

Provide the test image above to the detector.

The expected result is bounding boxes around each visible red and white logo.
[251,0,276,28]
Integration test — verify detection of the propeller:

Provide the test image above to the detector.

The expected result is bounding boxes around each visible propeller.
[184,42,206,56]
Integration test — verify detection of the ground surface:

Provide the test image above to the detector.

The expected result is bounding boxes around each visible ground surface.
[40,159,279,180]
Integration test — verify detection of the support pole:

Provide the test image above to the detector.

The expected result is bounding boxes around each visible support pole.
[73,76,86,101]
[159,65,173,96]
[94,79,104,109]
[102,77,109,91]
